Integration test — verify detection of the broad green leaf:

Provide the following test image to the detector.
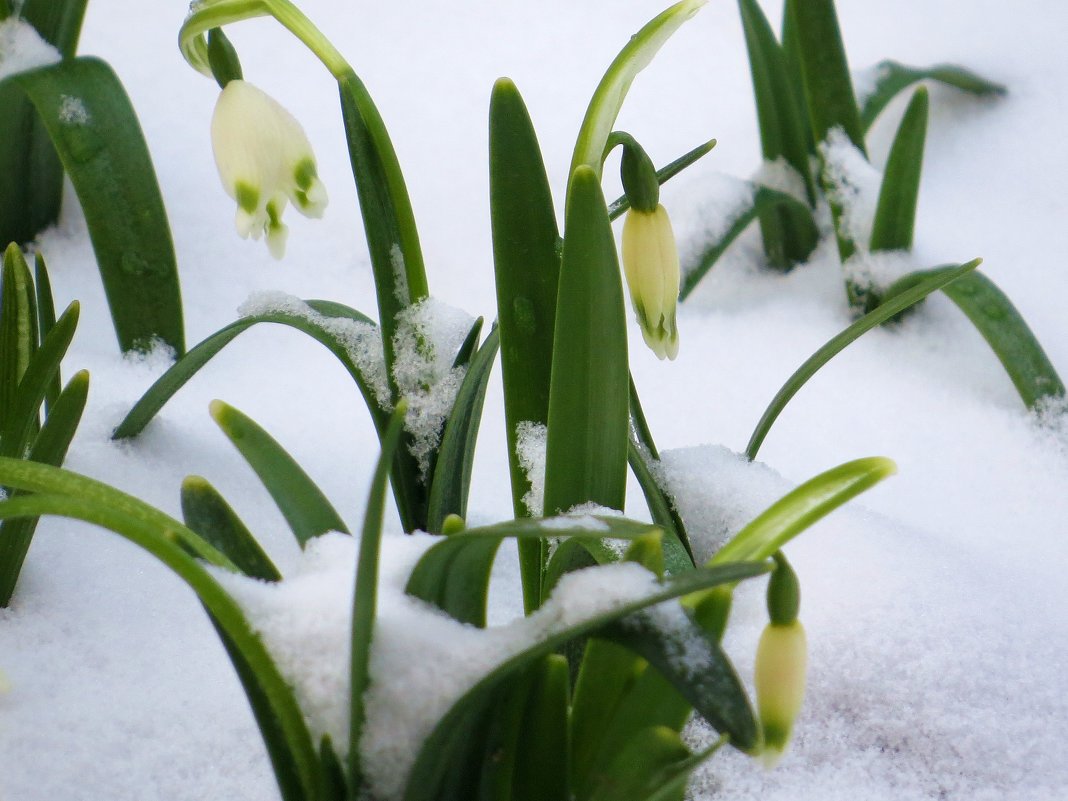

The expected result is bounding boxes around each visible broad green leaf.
[33,253,60,412]
[745,260,980,460]
[570,0,706,185]
[511,654,570,801]
[859,60,1007,132]
[584,726,710,801]
[0,301,77,460]
[349,404,407,795]
[403,560,769,801]
[0,0,87,245]
[426,326,500,533]
[210,401,349,546]
[337,70,428,401]
[318,736,347,801]
[112,300,384,440]
[870,87,928,253]
[406,516,661,628]
[679,185,817,300]
[738,0,815,203]
[0,369,88,606]
[607,138,718,220]
[543,167,629,517]
[882,269,1066,409]
[0,487,318,801]
[180,476,281,582]
[489,78,562,612]
[6,58,184,354]
[0,245,37,436]
[784,0,864,153]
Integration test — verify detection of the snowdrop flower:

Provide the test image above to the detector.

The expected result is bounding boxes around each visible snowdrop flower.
[210,79,327,259]
[754,618,807,766]
[621,204,681,360]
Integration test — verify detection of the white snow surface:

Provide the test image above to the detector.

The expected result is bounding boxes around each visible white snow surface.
[3,0,1068,799]
[0,17,60,81]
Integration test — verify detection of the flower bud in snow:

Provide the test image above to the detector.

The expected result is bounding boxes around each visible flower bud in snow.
[754,618,807,766]
[621,204,680,360]
[210,79,327,259]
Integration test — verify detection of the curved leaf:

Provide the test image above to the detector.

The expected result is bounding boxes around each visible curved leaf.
[870,87,928,252]
[403,560,769,801]
[569,0,706,184]
[882,268,1066,408]
[680,184,817,300]
[0,245,37,436]
[859,60,1007,132]
[745,259,980,460]
[6,57,184,353]
[210,400,348,546]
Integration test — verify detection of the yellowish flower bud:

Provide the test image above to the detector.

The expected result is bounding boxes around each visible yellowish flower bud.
[210,79,328,259]
[621,205,680,360]
[754,619,807,767]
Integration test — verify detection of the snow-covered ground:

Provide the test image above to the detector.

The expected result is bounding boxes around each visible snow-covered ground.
[2,0,1068,798]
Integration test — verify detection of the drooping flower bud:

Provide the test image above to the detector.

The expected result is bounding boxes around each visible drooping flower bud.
[621,204,681,360]
[210,79,327,259]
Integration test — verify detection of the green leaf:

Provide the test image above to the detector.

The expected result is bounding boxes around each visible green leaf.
[870,87,928,252]
[0,301,78,460]
[859,60,1007,132]
[784,0,865,154]
[0,369,88,606]
[489,78,562,612]
[406,516,662,628]
[882,269,1066,408]
[180,475,281,582]
[0,486,319,801]
[337,71,428,402]
[570,0,706,185]
[426,326,500,533]
[349,404,407,795]
[33,252,61,413]
[403,560,769,801]
[738,0,816,203]
[745,259,981,460]
[679,185,817,301]
[0,245,37,437]
[0,0,88,245]
[5,57,184,354]
[109,300,385,436]
[543,167,629,517]
[209,401,349,547]
[510,655,571,801]
[584,726,713,801]
[607,138,718,220]
[715,456,896,566]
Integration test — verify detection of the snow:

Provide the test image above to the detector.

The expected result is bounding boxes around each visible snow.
[818,126,882,247]
[0,17,60,82]
[2,0,1068,799]
[514,420,547,516]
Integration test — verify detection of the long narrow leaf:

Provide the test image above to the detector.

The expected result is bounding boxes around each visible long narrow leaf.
[0,245,37,436]
[585,726,709,801]
[870,87,928,252]
[7,57,184,353]
[403,560,769,801]
[0,369,88,606]
[570,0,705,186]
[882,269,1066,408]
[33,253,60,412]
[510,655,571,801]
[859,60,1006,132]
[607,138,718,220]
[16,0,88,56]
[349,404,407,796]
[680,185,817,300]
[745,259,980,460]
[543,167,629,516]
[210,401,349,546]
[426,327,500,533]
[180,476,281,582]
[111,301,385,440]
[0,489,319,800]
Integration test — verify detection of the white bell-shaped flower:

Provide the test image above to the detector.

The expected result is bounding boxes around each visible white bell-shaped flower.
[621,204,681,360]
[210,79,327,259]
[754,618,808,767]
